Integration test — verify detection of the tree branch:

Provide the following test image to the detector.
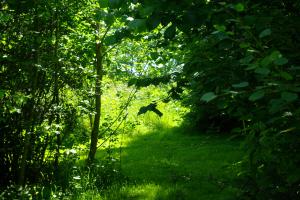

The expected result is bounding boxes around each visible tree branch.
[97,87,137,148]
[100,24,112,44]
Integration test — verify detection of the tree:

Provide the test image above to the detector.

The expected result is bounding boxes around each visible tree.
[0,0,86,185]
[125,0,300,198]
[88,20,105,163]
[58,0,150,163]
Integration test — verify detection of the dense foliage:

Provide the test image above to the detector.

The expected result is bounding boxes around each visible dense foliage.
[1,0,300,199]
[128,0,300,198]
[0,0,86,186]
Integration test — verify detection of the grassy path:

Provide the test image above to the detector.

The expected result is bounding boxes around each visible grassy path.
[100,128,243,200]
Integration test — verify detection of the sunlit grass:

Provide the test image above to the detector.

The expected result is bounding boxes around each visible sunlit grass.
[104,183,166,200]
[115,128,242,199]
[53,121,243,199]
[54,84,243,199]
[88,124,243,199]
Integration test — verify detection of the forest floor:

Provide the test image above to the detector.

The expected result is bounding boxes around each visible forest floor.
[87,126,244,200]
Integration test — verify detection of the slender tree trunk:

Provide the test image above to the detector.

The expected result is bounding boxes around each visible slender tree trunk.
[53,6,61,173]
[53,64,61,173]
[18,7,40,184]
[18,63,40,185]
[89,114,93,130]
[18,55,40,185]
[88,25,103,163]
[18,130,31,185]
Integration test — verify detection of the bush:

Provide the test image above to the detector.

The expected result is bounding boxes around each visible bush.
[239,125,300,199]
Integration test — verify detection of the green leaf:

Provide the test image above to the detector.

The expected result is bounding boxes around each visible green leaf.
[287,169,300,184]
[128,19,147,32]
[104,13,115,26]
[73,176,81,180]
[146,14,161,30]
[114,28,131,40]
[245,63,259,70]
[259,28,271,38]
[103,35,117,46]
[164,25,176,39]
[232,82,249,88]
[95,10,103,21]
[239,42,250,49]
[279,71,293,80]
[139,6,155,17]
[260,56,272,67]
[201,92,217,102]
[274,57,288,65]
[255,68,270,75]
[281,92,298,102]
[249,90,265,101]
[269,99,284,113]
[109,0,121,8]
[260,50,283,67]
[150,52,159,60]
[214,24,226,32]
[269,50,281,60]
[99,0,109,8]
[9,107,21,114]
[239,55,254,65]
[234,3,245,12]
[0,90,5,98]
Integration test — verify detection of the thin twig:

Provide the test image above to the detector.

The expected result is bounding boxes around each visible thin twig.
[103,43,119,57]
[97,87,137,148]
[97,113,128,148]
[100,24,112,44]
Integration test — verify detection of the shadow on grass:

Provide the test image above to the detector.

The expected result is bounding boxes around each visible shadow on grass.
[96,126,243,200]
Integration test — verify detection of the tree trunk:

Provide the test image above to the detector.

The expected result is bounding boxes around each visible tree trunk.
[18,7,40,184]
[53,7,61,174]
[18,130,31,185]
[88,28,103,163]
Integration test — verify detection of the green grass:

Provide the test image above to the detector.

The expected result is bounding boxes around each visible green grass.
[84,125,243,200]
[57,85,244,199]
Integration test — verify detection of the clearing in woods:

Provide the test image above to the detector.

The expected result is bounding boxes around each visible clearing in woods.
[93,126,243,200]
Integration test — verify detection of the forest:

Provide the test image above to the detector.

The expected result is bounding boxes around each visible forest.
[0,0,300,199]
